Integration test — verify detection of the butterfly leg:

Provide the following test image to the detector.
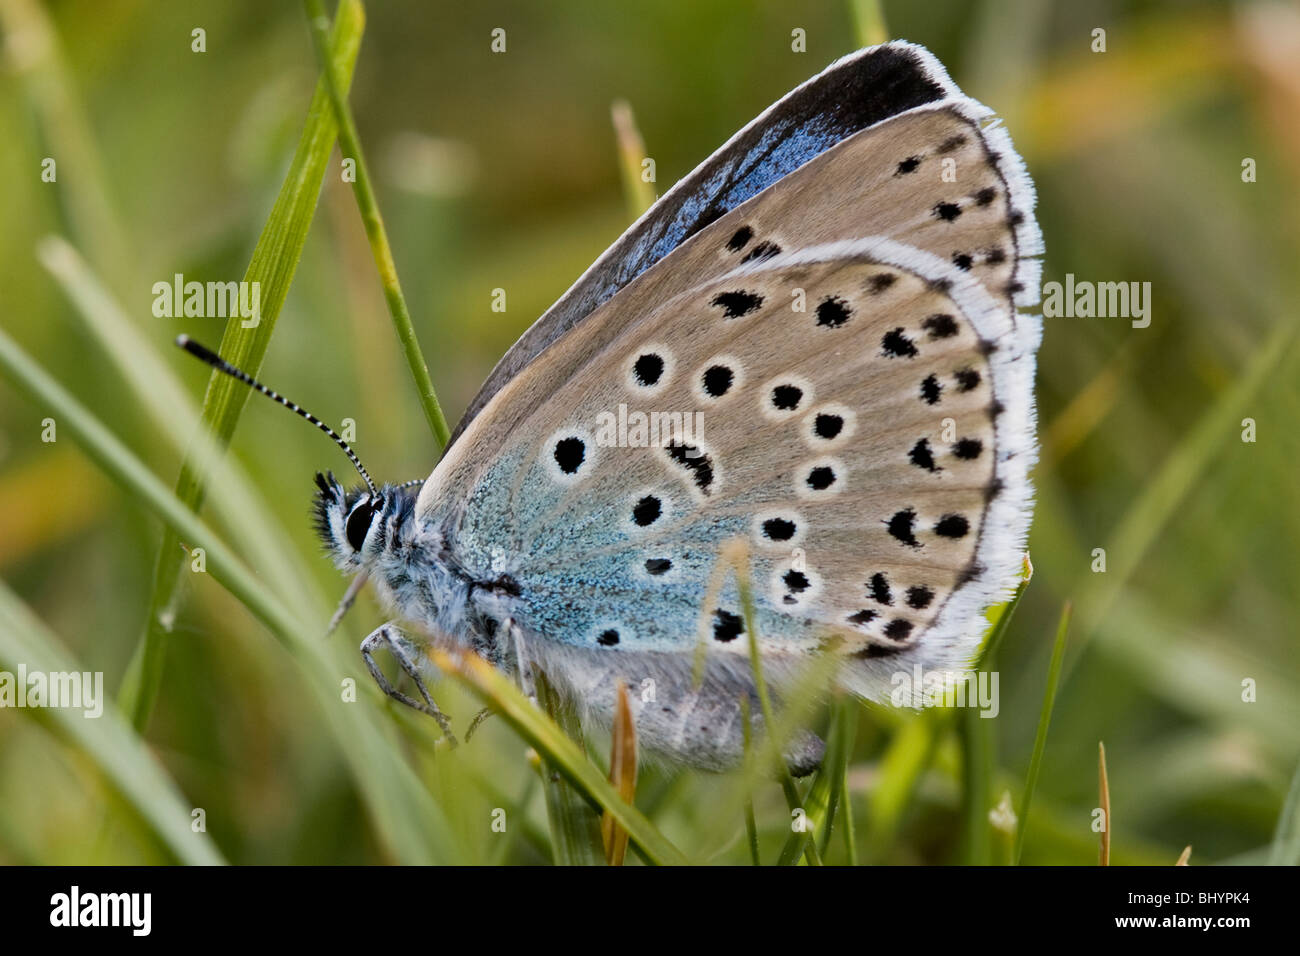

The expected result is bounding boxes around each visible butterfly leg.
[360,622,458,747]
[326,570,369,635]
[464,707,496,742]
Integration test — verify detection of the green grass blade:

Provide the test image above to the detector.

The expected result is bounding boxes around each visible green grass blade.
[1014,600,1072,864]
[818,696,857,860]
[534,670,605,865]
[865,709,944,860]
[848,0,889,47]
[611,99,656,220]
[304,0,450,447]
[740,696,761,865]
[957,556,1030,864]
[0,580,224,865]
[0,326,454,864]
[728,542,822,865]
[1268,757,1300,865]
[959,704,995,864]
[429,646,690,865]
[837,703,860,865]
[126,0,366,731]
[36,237,323,615]
[0,0,132,284]
[976,553,1033,668]
[1071,315,1300,667]
[779,696,852,865]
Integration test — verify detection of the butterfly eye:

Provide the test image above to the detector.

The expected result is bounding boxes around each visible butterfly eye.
[345,498,379,552]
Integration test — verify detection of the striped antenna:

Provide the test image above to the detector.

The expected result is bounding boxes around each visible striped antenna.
[175,335,379,498]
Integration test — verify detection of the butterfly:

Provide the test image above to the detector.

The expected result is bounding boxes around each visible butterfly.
[183,41,1042,774]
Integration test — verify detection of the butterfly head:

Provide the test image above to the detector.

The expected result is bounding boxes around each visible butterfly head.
[313,472,419,572]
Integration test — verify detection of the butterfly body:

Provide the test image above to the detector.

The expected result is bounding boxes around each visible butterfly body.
[312,41,1043,772]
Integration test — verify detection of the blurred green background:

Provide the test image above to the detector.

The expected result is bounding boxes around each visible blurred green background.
[0,0,1297,865]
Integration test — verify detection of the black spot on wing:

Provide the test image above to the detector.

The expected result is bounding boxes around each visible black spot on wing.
[887,508,920,547]
[633,352,664,386]
[816,296,851,328]
[741,240,782,263]
[884,618,914,640]
[713,609,744,643]
[922,313,958,339]
[909,438,938,472]
[702,364,734,397]
[906,586,934,609]
[632,495,661,526]
[711,290,764,318]
[814,413,843,439]
[665,442,715,495]
[933,201,962,222]
[553,437,585,474]
[763,517,796,541]
[867,273,897,294]
[882,328,918,358]
[936,134,967,154]
[727,226,753,251]
[805,465,836,490]
[935,514,970,539]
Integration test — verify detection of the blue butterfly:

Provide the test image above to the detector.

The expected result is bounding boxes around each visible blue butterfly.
[185,41,1042,774]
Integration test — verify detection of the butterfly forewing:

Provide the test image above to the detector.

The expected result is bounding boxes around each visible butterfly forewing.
[447,41,1041,449]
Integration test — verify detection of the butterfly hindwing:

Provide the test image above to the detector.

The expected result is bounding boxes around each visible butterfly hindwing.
[425,237,1034,701]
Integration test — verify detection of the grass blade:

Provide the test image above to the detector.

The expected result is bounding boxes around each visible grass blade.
[1014,600,1072,864]
[429,646,690,866]
[779,696,853,866]
[959,702,995,864]
[127,0,366,731]
[611,100,656,220]
[1098,741,1111,865]
[0,581,225,865]
[1268,757,1300,865]
[534,670,604,866]
[976,553,1033,668]
[304,0,450,447]
[601,681,637,866]
[36,237,322,616]
[849,0,889,47]
[0,326,454,864]
[722,539,822,866]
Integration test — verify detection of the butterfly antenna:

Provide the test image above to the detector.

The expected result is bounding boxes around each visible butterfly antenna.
[175,335,379,498]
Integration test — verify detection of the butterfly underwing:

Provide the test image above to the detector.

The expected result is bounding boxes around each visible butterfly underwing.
[311,41,1043,773]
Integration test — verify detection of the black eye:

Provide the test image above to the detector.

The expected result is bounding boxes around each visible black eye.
[345,499,378,551]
